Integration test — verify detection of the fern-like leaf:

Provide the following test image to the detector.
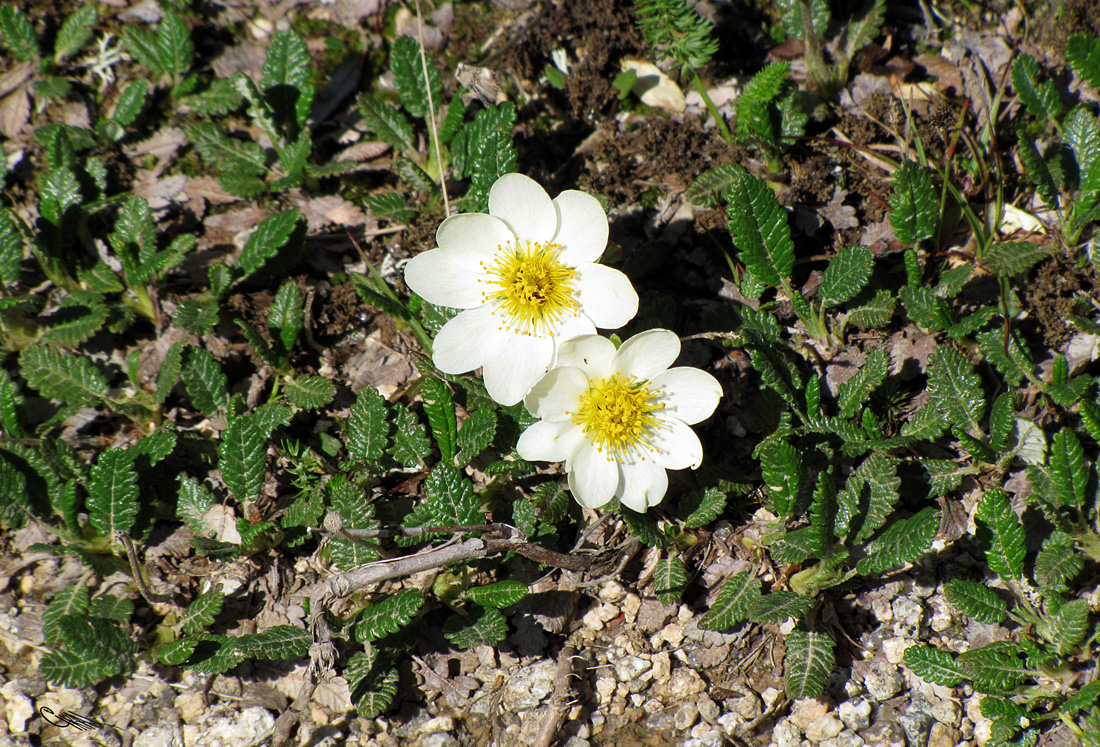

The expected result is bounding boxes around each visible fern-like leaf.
[724,168,795,287]
[974,490,1025,579]
[904,645,966,686]
[888,161,938,245]
[944,579,1006,624]
[856,507,940,574]
[87,449,140,537]
[784,629,835,699]
[700,572,760,630]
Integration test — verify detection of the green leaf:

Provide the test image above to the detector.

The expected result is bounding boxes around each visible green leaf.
[235,625,311,660]
[219,418,266,503]
[747,591,813,623]
[390,35,442,120]
[1060,680,1100,715]
[285,375,335,409]
[1017,135,1060,208]
[465,580,528,608]
[174,297,219,336]
[328,479,379,570]
[841,0,886,58]
[633,0,717,72]
[982,242,1048,276]
[856,507,940,574]
[959,646,1026,696]
[43,585,90,646]
[927,346,985,434]
[349,652,399,717]
[236,208,300,279]
[156,637,200,666]
[364,192,415,223]
[0,208,29,286]
[20,346,107,407]
[724,168,795,286]
[687,165,740,207]
[757,437,800,517]
[182,592,225,635]
[182,347,228,418]
[388,405,431,469]
[1011,53,1063,125]
[87,449,139,537]
[186,77,243,116]
[111,79,148,129]
[415,464,483,527]
[269,280,304,353]
[187,121,266,177]
[820,245,874,307]
[700,572,760,630]
[176,475,216,536]
[443,606,508,648]
[904,645,966,686]
[38,291,109,346]
[784,629,835,700]
[157,12,193,76]
[348,387,391,463]
[837,347,888,419]
[844,289,895,328]
[621,505,667,548]
[355,588,425,641]
[1050,428,1091,509]
[1034,532,1083,593]
[888,161,938,245]
[0,4,39,61]
[261,30,313,134]
[944,579,1006,624]
[421,377,458,463]
[777,0,830,41]
[1065,105,1100,193]
[54,4,96,62]
[837,453,899,544]
[734,62,790,146]
[122,25,161,73]
[1068,33,1100,90]
[457,408,496,465]
[975,490,1025,579]
[1050,599,1089,655]
[39,647,124,688]
[680,487,727,529]
[459,105,518,209]
[357,94,416,153]
[653,557,687,605]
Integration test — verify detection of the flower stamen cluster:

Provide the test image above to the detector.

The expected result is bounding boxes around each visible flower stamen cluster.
[571,374,664,460]
[483,241,577,336]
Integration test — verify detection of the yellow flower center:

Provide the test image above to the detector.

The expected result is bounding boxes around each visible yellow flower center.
[483,240,577,335]
[571,373,664,460]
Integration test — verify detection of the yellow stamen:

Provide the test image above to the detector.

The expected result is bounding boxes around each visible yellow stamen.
[482,240,577,335]
[571,373,664,461]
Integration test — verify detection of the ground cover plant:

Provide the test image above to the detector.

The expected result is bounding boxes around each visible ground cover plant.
[1,0,1100,745]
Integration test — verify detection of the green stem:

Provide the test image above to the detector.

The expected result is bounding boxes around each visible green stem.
[691,71,732,147]
[798,0,830,96]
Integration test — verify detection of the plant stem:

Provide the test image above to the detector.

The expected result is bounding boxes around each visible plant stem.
[798,0,830,97]
[691,71,732,146]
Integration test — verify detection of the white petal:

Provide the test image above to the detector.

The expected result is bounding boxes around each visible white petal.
[517,419,586,462]
[431,305,496,374]
[573,264,639,330]
[481,330,554,406]
[613,328,680,380]
[648,417,704,470]
[436,212,514,258]
[524,366,589,421]
[552,190,608,265]
[547,311,596,355]
[404,248,487,309]
[554,334,616,379]
[567,442,620,508]
[650,367,722,424]
[488,173,556,243]
[617,459,669,511]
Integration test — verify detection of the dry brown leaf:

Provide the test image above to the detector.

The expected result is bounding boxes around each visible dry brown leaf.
[125,127,188,176]
[203,505,243,544]
[345,332,416,394]
[819,187,859,231]
[301,194,368,232]
[133,173,189,211]
[0,87,30,139]
[337,139,391,163]
[0,61,33,97]
[184,175,239,207]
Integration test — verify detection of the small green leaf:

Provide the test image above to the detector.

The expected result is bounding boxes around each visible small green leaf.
[944,579,1006,624]
[837,347,888,419]
[43,585,90,646]
[1034,532,1083,593]
[1060,680,1100,715]
[364,192,415,223]
[844,289,894,328]
[40,647,123,688]
[122,25,161,74]
[87,449,139,537]
[457,103,518,209]
[235,625,311,660]
[757,437,800,517]
[747,591,813,623]
[1011,53,1063,126]
[53,4,96,62]
[157,12,194,76]
[328,479,379,570]
[1065,105,1100,193]
[357,94,416,153]
[927,346,985,434]
[464,580,528,608]
[355,588,425,641]
[820,245,873,307]
[269,280,304,354]
[348,387,391,463]
[443,606,508,648]
[261,30,313,134]
[390,35,442,120]
[784,629,835,699]
[982,242,1049,276]
[285,375,335,409]
[734,62,790,146]
[680,487,727,529]
[889,161,938,246]
[176,474,216,536]
[420,377,458,463]
[1017,135,1060,208]
[156,637,200,666]
[856,507,940,574]
[219,418,266,503]
[1050,428,1091,509]
[837,452,899,544]
[456,407,496,465]
[235,209,300,279]
[181,347,229,418]
[20,345,108,408]
[349,652,399,717]
[687,165,740,207]
[1068,33,1100,90]
[700,572,760,630]
[388,405,431,469]
[653,557,687,605]
[620,506,667,548]
[975,490,1025,579]
[959,645,1026,696]
[182,592,225,634]
[0,4,39,62]
[725,168,795,286]
[415,464,483,527]
[1050,599,1089,655]
[777,0,830,42]
[904,645,966,686]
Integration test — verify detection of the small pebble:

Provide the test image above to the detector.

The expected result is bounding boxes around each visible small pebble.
[839,698,873,731]
[805,714,844,742]
[864,662,905,702]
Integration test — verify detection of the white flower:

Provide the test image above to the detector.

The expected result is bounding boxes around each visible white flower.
[516,329,722,512]
[404,173,638,406]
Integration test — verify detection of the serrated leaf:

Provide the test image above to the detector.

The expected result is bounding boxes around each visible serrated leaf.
[268,280,304,353]
[182,592,224,634]
[757,437,800,517]
[653,557,687,605]
[921,458,967,497]
[1034,532,1083,593]
[0,456,31,528]
[181,347,228,418]
[944,579,1006,624]
[235,625,311,660]
[364,191,415,223]
[1012,53,1063,125]
[700,572,760,630]
[771,527,819,564]
[959,646,1026,696]
[285,375,335,410]
[844,289,895,328]
[1065,105,1100,193]
[328,479,379,570]
[87,449,139,537]
[416,464,483,527]
[355,588,425,641]
[20,345,108,407]
[390,35,442,120]
[186,634,246,674]
[53,4,96,62]
[0,4,39,62]
[747,591,813,623]
[784,629,835,699]
[904,645,966,686]
[43,585,90,646]
[837,452,899,544]
[236,208,300,279]
[219,418,266,503]
[982,242,1049,276]
[443,606,508,648]
[187,120,266,175]
[357,94,415,153]
[620,505,667,548]
[777,0,830,41]
[38,290,109,346]
[261,30,313,135]
[1050,428,1091,509]
[988,394,1015,453]
[348,386,390,463]
[420,377,457,463]
[837,347,888,419]
[1068,33,1100,90]
[734,62,790,145]
[927,346,985,434]
[465,580,528,608]
[1060,680,1100,715]
[388,405,431,469]
[456,408,496,465]
[820,245,873,307]
[156,637,200,666]
[350,653,399,717]
[157,12,193,76]
[1051,598,1089,655]
[889,161,938,246]
[975,490,1025,579]
[725,168,795,286]
[687,165,740,207]
[40,647,123,688]
[856,507,940,574]
[174,297,219,336]
[1018,135,1060,208]
[680,487,726,528]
